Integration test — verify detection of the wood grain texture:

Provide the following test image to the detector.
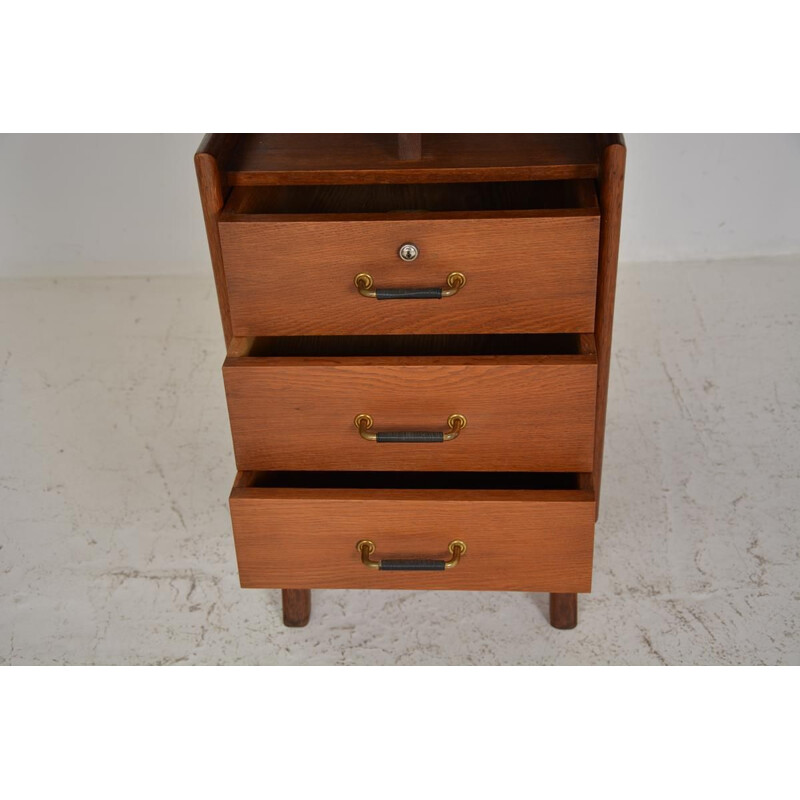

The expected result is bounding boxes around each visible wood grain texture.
[223,354,597,471]
[195,134,238,344]
[549,592,578,629]
[593,134,626,517]
[230,481,596,591]
[281,589,311,627]
[223,134,600,184]
[226,336,255,357]
[194,133,620,624]
[219,215,600,336]
[398,133,422,161]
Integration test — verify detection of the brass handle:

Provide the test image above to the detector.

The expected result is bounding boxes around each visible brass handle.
[356,539,467,571]
[354,271,466,300]
[354,413,466,443]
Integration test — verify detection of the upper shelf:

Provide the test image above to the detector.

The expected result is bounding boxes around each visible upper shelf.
[217,134,600,185]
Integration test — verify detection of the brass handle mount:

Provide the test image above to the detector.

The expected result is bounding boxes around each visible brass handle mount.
[354,413,466,443]
[356,539,467,571]
[354,271,465,300]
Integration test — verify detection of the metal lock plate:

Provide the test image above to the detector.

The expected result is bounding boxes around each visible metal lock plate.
[398,243,419,262]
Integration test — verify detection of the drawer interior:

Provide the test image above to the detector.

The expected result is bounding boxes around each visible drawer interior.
[222,179,598,218]
[238,471,587,491]
[235,332,596,359]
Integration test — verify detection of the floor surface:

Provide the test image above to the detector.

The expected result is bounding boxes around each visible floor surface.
[1,258,798,664]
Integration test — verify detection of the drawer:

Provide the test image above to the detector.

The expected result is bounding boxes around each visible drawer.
[230,471,595,592]
[218,180,600,336]
[223,334,597,472]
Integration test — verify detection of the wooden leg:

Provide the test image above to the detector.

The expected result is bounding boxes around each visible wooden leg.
[549,593,578,629]
[282,589,311,627]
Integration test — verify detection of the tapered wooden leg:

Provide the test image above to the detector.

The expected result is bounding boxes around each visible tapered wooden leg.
[282,589,311,627]
[549,593,578,629]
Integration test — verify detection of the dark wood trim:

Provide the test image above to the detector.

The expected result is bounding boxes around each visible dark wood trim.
[593,134,626,519]
[223,133,600,185]
[549,592,578,629]
[195,134,239,344]
[196,133,240,173]
[282,589,311,627]
[398,133,422,161]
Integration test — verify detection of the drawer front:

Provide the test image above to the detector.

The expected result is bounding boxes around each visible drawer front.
[223,356,597,472]
[219,216,599,336]
[230,482,595,592]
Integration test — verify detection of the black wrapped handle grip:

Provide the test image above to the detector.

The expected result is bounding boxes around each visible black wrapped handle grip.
[376,431,444,443]
[357,540,467,571]
[355,414,466,443]
[379,559,445,571]
[377,287,442,300]
[354,271,466,299]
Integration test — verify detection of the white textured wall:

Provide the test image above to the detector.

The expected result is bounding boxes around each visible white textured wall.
[622,133,800,262]
[0,133,798,277]
[0,134,207,276]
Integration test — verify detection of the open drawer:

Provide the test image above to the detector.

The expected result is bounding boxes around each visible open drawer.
[230,471,595,592]
[218,179,600,336]
[223,333,597,472]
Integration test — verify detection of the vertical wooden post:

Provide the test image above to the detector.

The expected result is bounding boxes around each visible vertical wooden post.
[195,134,239,346]
[592,134,626,518]
[398,133,422,161]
